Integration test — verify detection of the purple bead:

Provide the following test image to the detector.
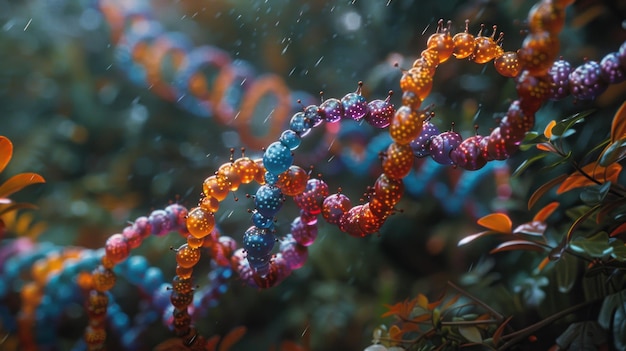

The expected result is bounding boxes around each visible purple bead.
[450,136,488,171]
[279,235,308,270]
[429,131,463,165]
[341,92,369,121]
[548,59,571,100]
[165,204,188,229]
[290,217,317,246]
[319,98,344,123]
[600,52,626,84]
[269,253,292,283]
[569,61,608,100]
[410,121,440,157]
[148,210,172,236]
[364,99,394,128]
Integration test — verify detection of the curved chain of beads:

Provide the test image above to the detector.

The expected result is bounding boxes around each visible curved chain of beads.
[98,0,315,150]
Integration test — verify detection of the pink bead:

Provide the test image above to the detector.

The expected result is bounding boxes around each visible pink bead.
[279,235,308,270]
[122,226,142,250]
[105,234,130,264]
[290,217,317,246]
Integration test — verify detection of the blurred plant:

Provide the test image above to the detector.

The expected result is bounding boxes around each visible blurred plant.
[154,326,247,351]
[0,136,45,240]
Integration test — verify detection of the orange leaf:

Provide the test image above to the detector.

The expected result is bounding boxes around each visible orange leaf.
[0,173,45,198]
[489,240,547,254]
[533,202,560,222]
[610,101,626,143]
[492,316,513,346]
[536,143,558,153]
[218,326,247,351]
[536,256,551,272]
[476,213,512,234]
[0,136,12,175]
[205,335,221,351]
[416,294,428,309]
[609,222,626,237]
[528,174,568,209]
[544,120,556,138]
[556,162,622,194]
[389,325,403,340]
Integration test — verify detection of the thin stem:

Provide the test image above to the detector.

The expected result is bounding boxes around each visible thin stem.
[441,319,499,326]
[570,161,625,198]
[447,281,504,321]
[497,298,600,350]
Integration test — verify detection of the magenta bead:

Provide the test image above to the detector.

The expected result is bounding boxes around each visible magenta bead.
[290,217,318,246]
[105,233,130,264]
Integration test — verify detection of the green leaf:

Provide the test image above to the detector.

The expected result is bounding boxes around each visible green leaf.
[540,151,572,172]
[556,321,606,350]
[570,232,613,258]
[580,182,612,206]
[610,239,626,262]
[512,153,548,177]
[599,138,626,167]
[613,303,626,350]
[555,253,578,293]
[458,326,482,343]
[551,110,596,136]
[598,290,625,329]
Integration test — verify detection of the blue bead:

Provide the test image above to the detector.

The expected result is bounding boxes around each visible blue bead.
[289,111,311,136]
[279,130,301,150]
[341,92,369,121]
[243,226,276,257]
[264,171,278,185]
[254,185,283,217]
[304,105,324,128]
[251,210,275,229]
[263,141,293,175]
[142,267,165,292]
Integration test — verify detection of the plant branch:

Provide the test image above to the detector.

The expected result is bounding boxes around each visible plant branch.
[447,281,504,321]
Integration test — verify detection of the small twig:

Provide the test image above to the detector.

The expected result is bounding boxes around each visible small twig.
[447,281,504,321]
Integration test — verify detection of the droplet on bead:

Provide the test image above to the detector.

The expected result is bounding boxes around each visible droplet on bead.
[186,207,215,239]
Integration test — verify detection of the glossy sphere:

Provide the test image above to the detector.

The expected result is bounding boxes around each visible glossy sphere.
[365,98,395,129]
[427,31,454,63]
[304,104,324,128]
[172,276,194,294]
[170,291,194,309]
[484,127,519,160]
[452,27,475,59]
[400,66,433,100]
[294,179,329,215]
[234,157,259,184]
[280,235,308,270]
[368,196,393,218]
[85,326,106,347]
[319,97,344,123]
[341,91,369,121]
[410,120,440,157]
[275,165,308,196]
[420,49,441,67]
[200,196,220,213]
[389,106,424,145]
[548,59,571,100]
[202,175,229,201]
[618,41,626,67]
[217,163,242,191]
[517,31,559,76]
[263,141,293,175]
[450,136,488,170]
[600,52,626,84]
[186,207,215,239]
[243,226,276,257]
[176,265,194,279]
[569,61,608,100]
[247,253,272,277]
[290,217,317,246]
[473,35,503,64]
[92,266,116,292]
[374,173,404,208]
[254,185,283,217]
[401,91,422,111]
[105,234,130,264]
[494,51,521,78]
[516,70,552,114]
[357,203,384,234]
[251,210,274,229]
[382,142,414,179]
[322,193,352,225]
[289,111,311,136]
[339,206,366,238]
[86,291,109,320]
[279,130,301,150]
[429,131,462,165]
[176,243,201,268]
[528,1,565,34]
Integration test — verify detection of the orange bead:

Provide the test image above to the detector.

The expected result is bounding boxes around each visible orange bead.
[84,326,106,347]
[401,91,423,111]
[452,20,475,59]
[217,162,242,191]
[21,282,42,307]
[426,20,454,63]
[276,165,309,196]
[200,196,220,213]
[176,265,194,279]
[517,31,559,76]
[233,157,258,184]
[420,49,441,67]
[494,51,521,78]
[400,66,433,100]
[172,276,194,294]
[186,207,215,239]
[86,291,109,322]
[473,31,502,64]
[202,175,230,201]
[176,243,201,268]
[381,143,414,180]
[358,203,384,234]
[187,235,205,249]
[253,158,266,184]
[374,173,405,208]
[92,266,116,292]
[389,106,425,145]
[528,1,565,34]
[368,196,393,218]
